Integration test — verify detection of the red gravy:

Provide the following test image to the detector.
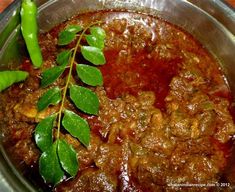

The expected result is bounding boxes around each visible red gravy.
[0,11,235,192]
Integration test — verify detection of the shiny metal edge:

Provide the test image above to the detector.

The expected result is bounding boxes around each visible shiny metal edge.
[0,0,20,23]
[0,144,36,192]
[187,0,235,34]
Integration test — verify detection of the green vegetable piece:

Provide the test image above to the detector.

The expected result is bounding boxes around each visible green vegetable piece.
[81,46,106,65]
[201,101,214,111]
[35,115,56,152]
[41,66,66,88]
[58,30,76,46]
[56,50,71,66]
[70,85,99,115]
[37,87,62,111]
[57,139,79,177]
[85,35,104,49]
[76,64,103,86]
[39,141,64,185]
[62,110,90,147]
[0,71,28,92]
[21,0,43,68]
[65,25,82,34]
[90,26,106,40]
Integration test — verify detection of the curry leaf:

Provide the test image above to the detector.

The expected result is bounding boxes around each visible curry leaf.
[85,35,104,49]
[56,50,71,66]
[0,71,28,92]
[35,115,56,152]
[65,25,82,34]
[81,46,106,65]
[39,141,64,185]
[58,30,76,46]
[76,64,103,86]
[35,22,107,186]
[57,139,79,177]
[62,110,90,147]
[37,87,61,111]
[70,85,99,115]
[41,66,66,88]
[90,26,106,40]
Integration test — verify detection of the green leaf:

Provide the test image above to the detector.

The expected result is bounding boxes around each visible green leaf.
[81,46,106,65]
[57,139,79,177]
[37,87,62,111]
[65,25,82,34]
[70,85,99,115]
[76,64,103,86]
[0,71,28,92]
[41,66,66,88]
[35,115,56,152]
[39,141,64,185]
[85,35,104,49]
[90,26,106,40]
[56,50,71,66]
[62,110,90,147]
[58,30,76,46]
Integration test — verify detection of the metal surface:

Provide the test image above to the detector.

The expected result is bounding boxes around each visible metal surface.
[0,0,234,191]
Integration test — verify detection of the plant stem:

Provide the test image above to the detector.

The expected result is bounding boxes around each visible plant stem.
[56,22,100,139]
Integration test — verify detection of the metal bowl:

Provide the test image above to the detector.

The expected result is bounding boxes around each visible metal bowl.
[0,0,234,191]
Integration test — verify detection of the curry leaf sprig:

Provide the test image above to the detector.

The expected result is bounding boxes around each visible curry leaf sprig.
[35,23,106,185]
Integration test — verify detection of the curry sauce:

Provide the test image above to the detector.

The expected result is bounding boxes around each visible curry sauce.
[0,11,235,192]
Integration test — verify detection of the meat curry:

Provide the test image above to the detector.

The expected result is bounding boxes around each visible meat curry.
[0,11,235,192]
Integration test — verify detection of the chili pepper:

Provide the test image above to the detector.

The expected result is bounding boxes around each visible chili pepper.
[20,0,43,68]
[0,71,29,92]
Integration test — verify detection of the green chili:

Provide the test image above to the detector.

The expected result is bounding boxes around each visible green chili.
[20,0,43,68]
[0,71,29,92]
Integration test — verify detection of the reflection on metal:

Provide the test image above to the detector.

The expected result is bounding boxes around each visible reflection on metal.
[0,0,234,191]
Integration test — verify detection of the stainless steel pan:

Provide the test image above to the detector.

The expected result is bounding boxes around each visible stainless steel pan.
[0,0,234,191]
